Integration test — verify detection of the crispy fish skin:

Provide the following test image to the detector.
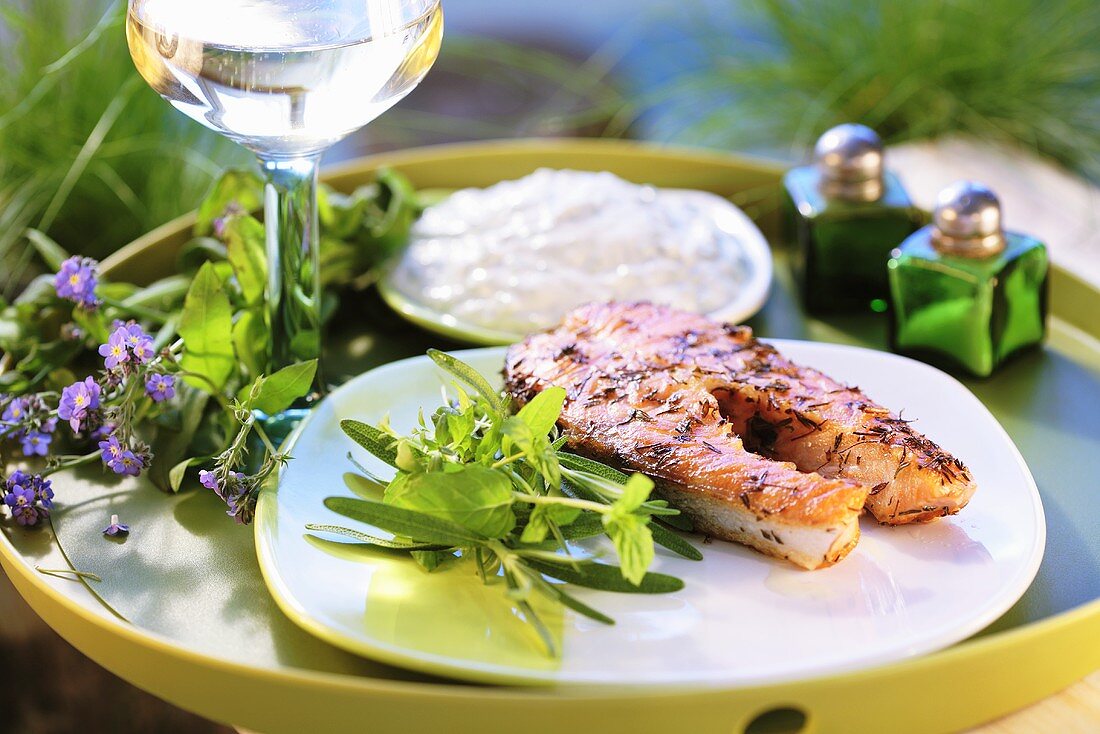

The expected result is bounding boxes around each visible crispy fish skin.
[504,302,870,569]
[707,344,977,524]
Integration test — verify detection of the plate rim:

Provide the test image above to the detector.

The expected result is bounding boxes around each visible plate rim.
[376,188,774,345]
[255,342,1046,688]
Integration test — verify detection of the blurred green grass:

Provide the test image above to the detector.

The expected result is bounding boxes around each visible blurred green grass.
[0,1,249,285]
[650,0,1100,177]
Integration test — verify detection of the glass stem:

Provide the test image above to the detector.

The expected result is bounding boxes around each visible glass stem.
[258,154,324,396]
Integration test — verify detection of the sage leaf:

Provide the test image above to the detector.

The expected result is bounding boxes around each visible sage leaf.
[324,497,485,547]
[254,360,317,414]
[525,558,683,594]
[386,465,516,539]
[178,262,235,392]
[427,349,502,411]
[557,451,629,484]
[341,419,398,467]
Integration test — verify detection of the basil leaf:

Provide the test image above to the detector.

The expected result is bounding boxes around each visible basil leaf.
[178,262,235,392]
[324,497,485,547]
[340,419,398,467]
[304,523,450,550]
[525,558,683,594]
[254,360,317,414]
[427,349,502,411]
[386,465,516,539]
[516,386,565,437]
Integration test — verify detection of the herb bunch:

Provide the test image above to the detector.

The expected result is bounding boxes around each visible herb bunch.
[310,350,700,655]
[0,167,420,526]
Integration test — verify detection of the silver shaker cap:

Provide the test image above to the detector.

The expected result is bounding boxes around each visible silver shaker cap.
[814,124,884,201]
[932,180,1006,257]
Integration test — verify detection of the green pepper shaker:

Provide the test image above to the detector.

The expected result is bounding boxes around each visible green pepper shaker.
[887,181,1049,377]
[782,124,923,313]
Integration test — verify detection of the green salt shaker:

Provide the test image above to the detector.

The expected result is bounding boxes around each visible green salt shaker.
[888,181,1048,377]
[782,124,923,313]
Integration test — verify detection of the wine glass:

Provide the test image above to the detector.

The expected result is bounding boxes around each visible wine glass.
[126,0,443,418]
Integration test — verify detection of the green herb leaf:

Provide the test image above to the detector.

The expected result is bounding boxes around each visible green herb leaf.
[603,513,654,586]
[178,262,235,392]
[532,576,613,625]
[524,558,683,594]
[231,308,268,380]
[557,512,606,540]
[386,465,517,539]
[557,451,629,484]
[222,214,266,305]
[427,349,502,411]
[305,523,450,550]
[340,419,398,467]
[253,360,317,415]
[520,502,582,543]
[650,523,703,561]
[516,386,565,437]
[324,497,486,547]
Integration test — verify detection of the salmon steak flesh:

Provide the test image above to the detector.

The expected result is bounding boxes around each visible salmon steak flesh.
[503,302,977,569]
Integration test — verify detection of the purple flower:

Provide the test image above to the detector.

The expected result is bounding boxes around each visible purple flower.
[124,324,155,362]
[100,436,143,476]
[99,435,124,461]
[2,397,29,423]
[58,377,101,432]
[28,476,54,510]
[4,484,39,526]
[98,327,131,370]
[53,256,99,309]
[20,430,51,457]
[103,514,130,537]
[145,373,175,402]
[198,470,219,491]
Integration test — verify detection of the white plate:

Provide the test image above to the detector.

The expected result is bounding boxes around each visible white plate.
[256,343,1045,688]
[377,190,773,345]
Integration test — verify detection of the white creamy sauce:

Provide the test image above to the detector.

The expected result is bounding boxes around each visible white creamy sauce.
[389,169,752,334]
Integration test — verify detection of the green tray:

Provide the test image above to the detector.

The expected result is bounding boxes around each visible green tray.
[2,139,1098,734]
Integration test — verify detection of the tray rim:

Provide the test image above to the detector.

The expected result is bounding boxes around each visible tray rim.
[4,137,1098,733]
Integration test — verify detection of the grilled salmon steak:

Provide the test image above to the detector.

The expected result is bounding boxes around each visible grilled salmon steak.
[504,302,977,569]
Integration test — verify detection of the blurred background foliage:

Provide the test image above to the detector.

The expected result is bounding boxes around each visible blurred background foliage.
[0,0,1097,286]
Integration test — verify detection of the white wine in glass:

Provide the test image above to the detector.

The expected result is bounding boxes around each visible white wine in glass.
[126,0,443,418]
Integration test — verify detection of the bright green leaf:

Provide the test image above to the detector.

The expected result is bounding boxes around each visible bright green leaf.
[386,465,516,539]
[324,496,485,546]
[516,386,565,437]
[254,359,316,414]
[231,308,268,380]
[427,349,502,411]
[178,262,235,392]
[341,419,399,467]
[222,214,266,305]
